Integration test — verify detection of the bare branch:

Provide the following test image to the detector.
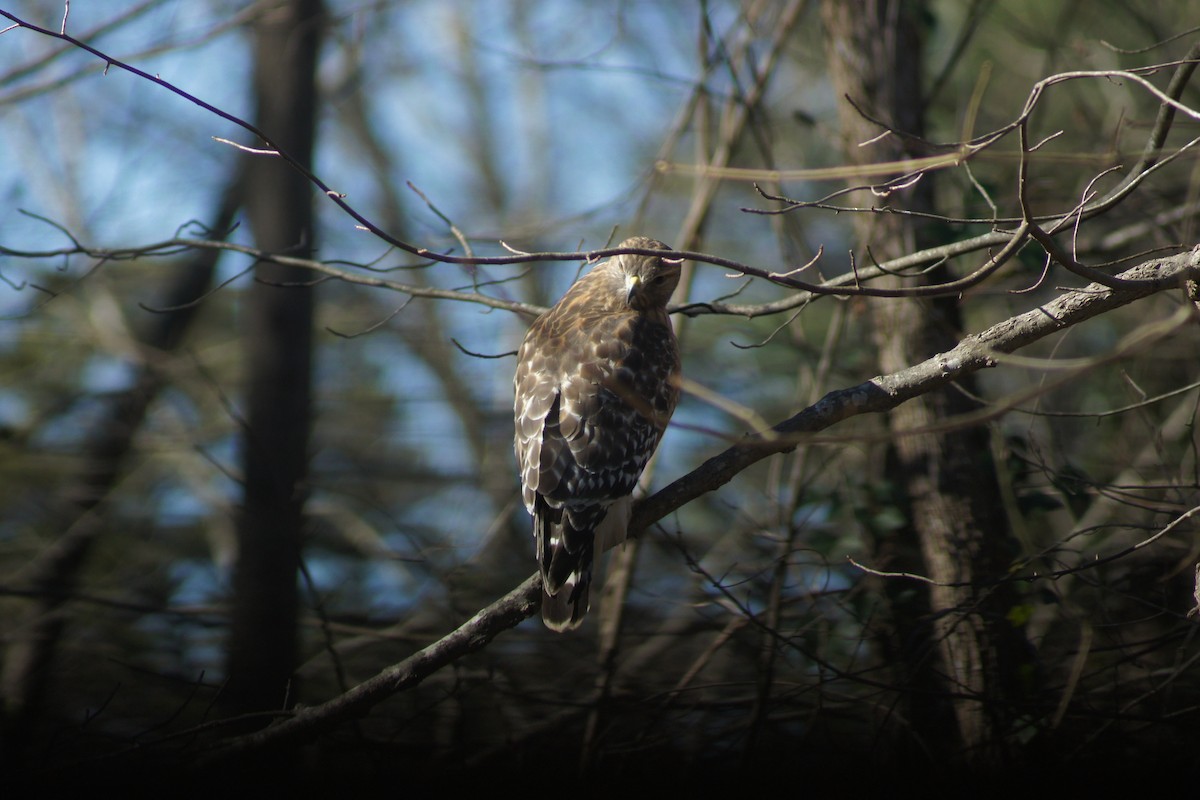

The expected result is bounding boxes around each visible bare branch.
[631,246,1200,536]
[183,245,1200,762]
[8,8,1177,306]
[196,575,541,763]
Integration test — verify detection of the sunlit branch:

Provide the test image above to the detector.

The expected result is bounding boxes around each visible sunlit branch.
[742,46,1200,288]
[186,245,1200,761]
[4,7,1165,304]
[630,246,1200,536]
[0,236,545,318]
[0,224,1039,314]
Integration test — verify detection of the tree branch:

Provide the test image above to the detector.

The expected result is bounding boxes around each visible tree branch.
[189,244,1199,764]
[196,574,541,764]
[8,9,1187,303]
[630,246,1200,533]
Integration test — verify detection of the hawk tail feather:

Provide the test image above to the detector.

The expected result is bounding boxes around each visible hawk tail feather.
[536,508,596,631]
[541,575,589,631]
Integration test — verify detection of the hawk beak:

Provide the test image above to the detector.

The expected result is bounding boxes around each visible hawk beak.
[625,274,642,305]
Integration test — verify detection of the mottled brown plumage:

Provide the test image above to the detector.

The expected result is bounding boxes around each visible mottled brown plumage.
[514,237,681,631]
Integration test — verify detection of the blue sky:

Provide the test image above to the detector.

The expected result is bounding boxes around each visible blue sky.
[0,1,867,634]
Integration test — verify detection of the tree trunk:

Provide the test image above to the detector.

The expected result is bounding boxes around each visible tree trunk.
[223,0,323,716]
[820,0,1030,765]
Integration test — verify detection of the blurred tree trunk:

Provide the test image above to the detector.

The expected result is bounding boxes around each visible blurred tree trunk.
[223,0,323,716]
[819,0,1031,765]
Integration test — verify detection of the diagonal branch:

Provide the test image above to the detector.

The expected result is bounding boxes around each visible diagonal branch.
[189,244,1200,764]
[194,574,541,765]
[632,246,1199,534]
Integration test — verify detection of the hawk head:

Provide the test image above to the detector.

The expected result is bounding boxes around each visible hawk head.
[606,236,682,311]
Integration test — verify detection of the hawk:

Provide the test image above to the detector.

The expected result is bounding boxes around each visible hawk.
[514,237,682,631]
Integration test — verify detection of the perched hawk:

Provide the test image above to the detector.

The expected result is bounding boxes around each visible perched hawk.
[514,237,682,631]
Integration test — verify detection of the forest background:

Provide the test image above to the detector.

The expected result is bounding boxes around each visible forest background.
[2,0,1199,791]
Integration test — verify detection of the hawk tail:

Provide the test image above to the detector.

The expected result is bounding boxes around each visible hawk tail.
[536,508,597,631]
[541,575,589,632]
